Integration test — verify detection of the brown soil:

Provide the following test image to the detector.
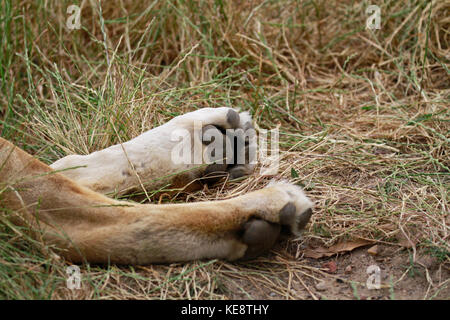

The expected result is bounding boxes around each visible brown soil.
[222,243,449,300]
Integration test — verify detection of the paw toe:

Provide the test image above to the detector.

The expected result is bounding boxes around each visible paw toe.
[279,202,297,225]
[226,109,240,128]
[278,196,313,235]
[228,165,250,179]
[201,163,228,185]
[297,207,312,231]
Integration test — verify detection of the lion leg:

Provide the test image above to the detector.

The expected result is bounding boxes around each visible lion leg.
[50,107,256,196]
[1,137,312,264]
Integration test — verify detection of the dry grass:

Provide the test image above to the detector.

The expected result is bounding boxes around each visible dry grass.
[0,0,448,299]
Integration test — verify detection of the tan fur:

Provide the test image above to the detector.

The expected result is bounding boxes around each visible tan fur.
[0,109,313,265]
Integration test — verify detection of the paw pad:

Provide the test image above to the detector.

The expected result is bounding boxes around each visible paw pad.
[241,219,281,260]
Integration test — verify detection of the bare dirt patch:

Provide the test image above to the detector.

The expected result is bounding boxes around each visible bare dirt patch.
[217,243,449,300]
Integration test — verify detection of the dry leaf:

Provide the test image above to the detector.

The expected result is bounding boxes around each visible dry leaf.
[303,239,374,259]
[367,245,378,255]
